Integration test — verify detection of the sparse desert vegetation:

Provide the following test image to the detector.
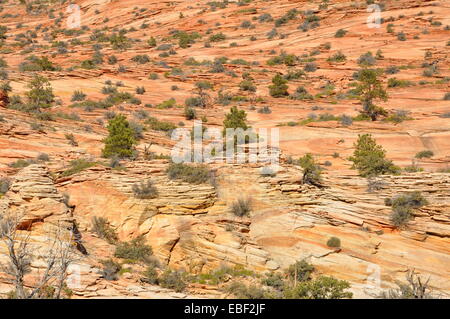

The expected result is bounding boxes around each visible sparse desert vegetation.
[0,0,448,301]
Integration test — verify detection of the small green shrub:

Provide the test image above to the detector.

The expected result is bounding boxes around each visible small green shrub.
[9,159,36,169]
[223,105,249,132]
[19,55,59,72]
[386,191,428,228]
[327,51,346,63]
[397,32,407,41]
[284,69,305,80]
[0,177,11,195]
[304,62,317,72]
[159,269,186,292]
[388,78,413,88]
[274,8,299,27]
[403,165,424,173]
[61,159,96,177]
[298,154,322,185]
[367,177,385,192]
[146,117,177,132]
[384,110,412,123]
[225,282,269,299]
[230,197,252,217]
[209,32,226,42]
[258,106,271,114]
[258,13,273,23]
[131,54,150,64]
[36,153,49,162]
[65,133,78,146]
[110,32,132,50]
[290,86,313,100]
[388,191,428,210]
[148,37,157,47]
[284,276,353,299]
[91,216,118,244]
[100,259,121,281]
[239,80,256,92]
[142,265,159,284]
[357,52,376,66]
[135,86,146,95]
[156,98,176,109]
[415,150,434,159]
[390,206,412,227]
[71,90,86,102]
[114,236,153,263]
[185,96,202,107]
[166,163,210,184]
[195,81,213,91]
[286,259,315,283]
[334,29,347,38]
[132,180,158,199]
[184,106,197,120]
[133,109,149,120]
[267,53,297,66]
[210,59,225,73]
[385,66,400,74]
[174,31,201,48]
[149,73,158,80]
[107,55,118,64]
[261,272,285,291]
[340,115,353,126]
[326,237,341,248]
[355,68,388,121]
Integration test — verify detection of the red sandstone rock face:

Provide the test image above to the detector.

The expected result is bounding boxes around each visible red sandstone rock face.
[0,0,449,298]
[52,162,450,298]
[0,91,8,108]
[1,162,447,298]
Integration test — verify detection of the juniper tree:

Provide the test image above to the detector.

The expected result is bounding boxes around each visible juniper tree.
[102,114,136,158]
[386,191,428,228]
[298,153,323,186]
[0,25,7,42]
[223,106,252,146]
[284,276,353,299]
[349,134,399,177]
[148,37,157,47]
[355,69,388,121]
[223,105,249,132]
[25,75,54,112]
[269,74,289,97]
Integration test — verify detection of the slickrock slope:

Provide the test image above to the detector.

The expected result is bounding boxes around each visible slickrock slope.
[53,161,450,298]
[0,164,214,298]
[250,169,450,297]
[58,162,277,272]
[0,165,75,259]
[0,0,449,299]
[0,139,448,298]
